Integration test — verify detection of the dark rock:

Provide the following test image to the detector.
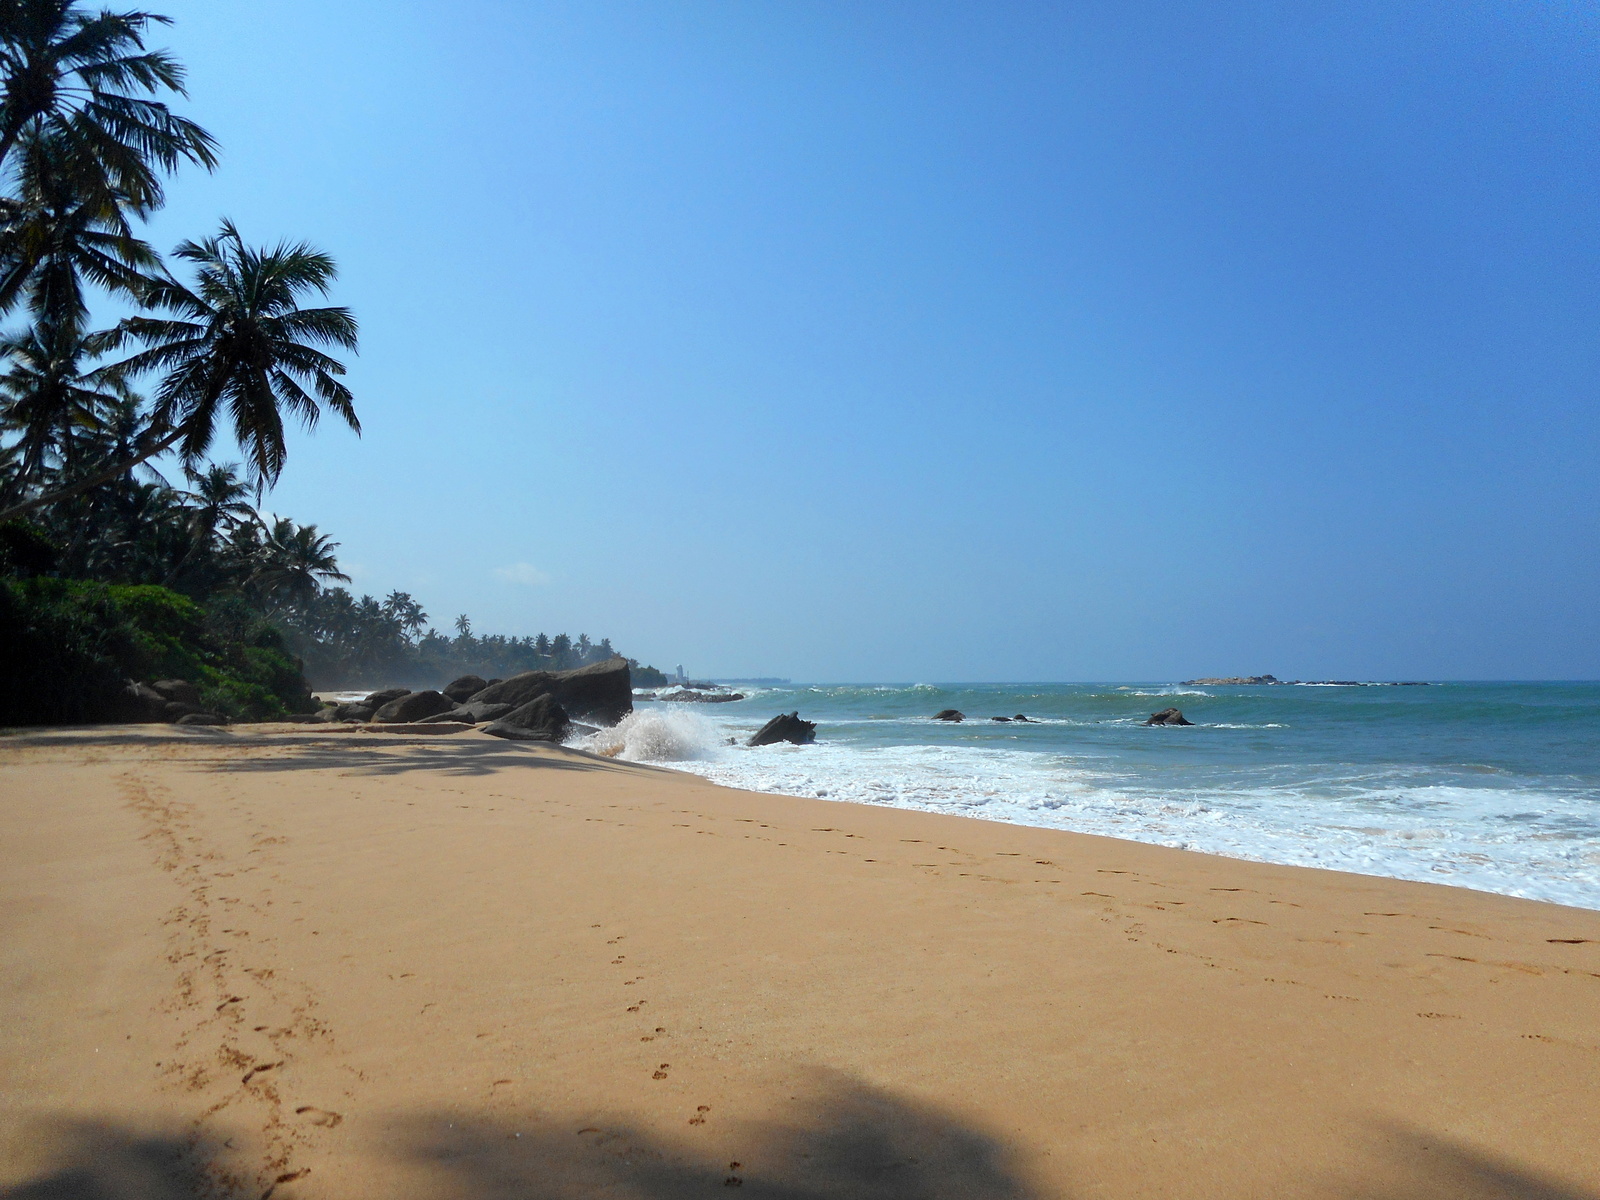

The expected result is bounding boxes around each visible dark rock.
[335,702,375,722]
[483,694,571,742]
[373,690,455,723]
[933,709,965,722]
[456,700,513,723]
[991,716,1012,722]
[1144,707,1195,726]
[469,657,632,724]
[660,689,746,703]
[443,674,488,703]
[416,708,475,724]
[748,712,816,747]
[116,681,169,723]
[175,712,229,725]
[161,700,196,721]
[151,679,202,708]
[362,687,410,709]
[1013,714,1031,722]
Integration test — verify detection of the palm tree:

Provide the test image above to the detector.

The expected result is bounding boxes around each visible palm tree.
[251,516,348,610]
[163,460,254,584]
[0,318,125,496]
[0,2,216,208]
[0,221,359,520]
[0,127,161,334]
[382,589,428,643]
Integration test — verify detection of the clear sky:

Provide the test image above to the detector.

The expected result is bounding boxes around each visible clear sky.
[141,1,1599,681]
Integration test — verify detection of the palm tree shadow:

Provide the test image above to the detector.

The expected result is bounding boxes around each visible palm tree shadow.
[396,1071,1044,1200]
[1337,1120,1600,1200]
[205,736,683,780]
[0,1121,219,1200]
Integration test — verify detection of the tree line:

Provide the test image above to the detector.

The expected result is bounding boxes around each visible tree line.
[0,2,662,707]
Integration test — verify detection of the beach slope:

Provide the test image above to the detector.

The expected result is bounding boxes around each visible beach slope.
[2,727,1598,1199]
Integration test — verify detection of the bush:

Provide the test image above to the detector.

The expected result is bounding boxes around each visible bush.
[0,578,315,726]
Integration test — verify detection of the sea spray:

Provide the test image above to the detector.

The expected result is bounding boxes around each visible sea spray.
[579,708,726,762]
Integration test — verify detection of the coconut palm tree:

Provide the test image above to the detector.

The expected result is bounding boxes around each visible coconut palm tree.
[251,516,348,611]
[0,318,125,496]
[0,1,216,208]
[0,127,161,334]
[0,221,359,520]
[162,460,254,585]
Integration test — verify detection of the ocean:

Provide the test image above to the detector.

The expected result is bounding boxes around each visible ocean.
[579,681,1600,911]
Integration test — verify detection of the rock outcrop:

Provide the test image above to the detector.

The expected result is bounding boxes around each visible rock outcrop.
[659,689,745,703]
[469,657,632,725]
[483,694,571,741]
[933,709,965,722]
[373,690,455,723]
[1144,707,1195,726]
[748,712,816,747]
[443,674,488,703]
[151,679,202,708]
[362,687,410,709]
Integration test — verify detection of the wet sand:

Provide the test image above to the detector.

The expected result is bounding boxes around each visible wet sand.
[2,725,1598,1199]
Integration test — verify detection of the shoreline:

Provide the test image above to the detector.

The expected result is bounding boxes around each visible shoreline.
[3,726,1599,1197]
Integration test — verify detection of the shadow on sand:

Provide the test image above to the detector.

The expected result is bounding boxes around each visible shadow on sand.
[6,1078,1598,1200]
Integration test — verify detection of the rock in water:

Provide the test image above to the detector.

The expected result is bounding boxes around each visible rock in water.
[1144,707,1195,726]
[442,674,488,703]
[468,657,633,724]
[483,694,571,741]
[373,690,455,723]
[933,709,965,722]
[362,687,410,709]
[748,712,816,747]
[1013,714,1031,722]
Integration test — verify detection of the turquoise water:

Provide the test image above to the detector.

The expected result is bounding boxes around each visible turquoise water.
[586,682,1600,909]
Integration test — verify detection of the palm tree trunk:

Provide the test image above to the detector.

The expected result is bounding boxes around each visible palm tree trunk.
[0,426,184,523]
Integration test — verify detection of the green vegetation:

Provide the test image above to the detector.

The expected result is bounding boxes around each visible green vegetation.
[0,3,666,720]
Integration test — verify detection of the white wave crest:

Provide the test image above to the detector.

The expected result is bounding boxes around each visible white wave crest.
[578,709,726,763]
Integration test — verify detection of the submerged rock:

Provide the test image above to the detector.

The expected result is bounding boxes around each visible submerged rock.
[933,709,965,722]
[1144,707,1195,726]
[748,712,816,747]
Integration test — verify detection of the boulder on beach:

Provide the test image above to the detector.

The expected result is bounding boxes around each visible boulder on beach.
[442,674,488,703]
[483,694,571,742]
[469,657,632,725]
[362,687,410,710]
[373,690,455,723]
[150,679,202,708]
[1144,707,1195,726]
[335,702,375,722]
[933,709,965,723]
[175,712,228,726]
[748,712,816,747]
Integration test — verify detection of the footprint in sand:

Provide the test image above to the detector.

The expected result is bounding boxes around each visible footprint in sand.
[689,1105,710,1126]
[294,1106,343,1127]
[653,1064,669,1079]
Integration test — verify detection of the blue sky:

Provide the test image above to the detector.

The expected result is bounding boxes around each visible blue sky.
[143,1,1599,680]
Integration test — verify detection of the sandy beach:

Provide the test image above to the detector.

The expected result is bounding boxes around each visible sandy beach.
[2,726,1598,1200]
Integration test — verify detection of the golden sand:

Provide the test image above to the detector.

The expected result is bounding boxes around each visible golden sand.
[2,725,1598,1198]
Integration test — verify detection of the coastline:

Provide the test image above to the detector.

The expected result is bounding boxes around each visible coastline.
[3,726,1598,1198]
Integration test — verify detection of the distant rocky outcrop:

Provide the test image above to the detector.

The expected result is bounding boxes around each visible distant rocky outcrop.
[659,689,745,703]
[483,694,571,742]
[1182,675,1279,686]
[933,709,964,722]
[748,712,816,747]
[443,674,489,703]
[373,689,455,723]
[1144,707,1194,726]
[469,657,632,724]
